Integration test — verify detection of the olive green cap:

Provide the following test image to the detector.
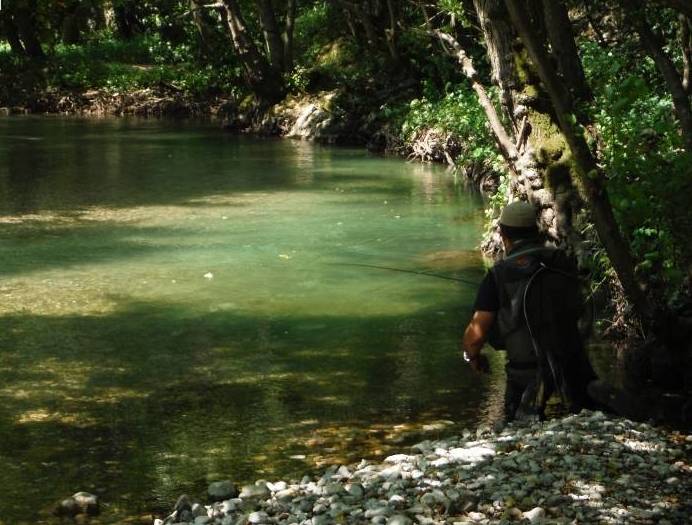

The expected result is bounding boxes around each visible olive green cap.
[499,201,537,228]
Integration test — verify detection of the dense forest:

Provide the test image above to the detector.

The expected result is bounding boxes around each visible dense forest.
[1,0,691,395]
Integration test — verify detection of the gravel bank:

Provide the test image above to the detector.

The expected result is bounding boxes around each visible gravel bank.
[157,411,691,525]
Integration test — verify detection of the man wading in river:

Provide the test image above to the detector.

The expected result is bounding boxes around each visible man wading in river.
[461,201,596,422]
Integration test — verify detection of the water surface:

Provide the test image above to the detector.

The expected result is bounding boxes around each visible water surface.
[0,116,503,523]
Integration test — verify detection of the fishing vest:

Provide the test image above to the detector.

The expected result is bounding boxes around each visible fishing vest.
[490,240,572,367]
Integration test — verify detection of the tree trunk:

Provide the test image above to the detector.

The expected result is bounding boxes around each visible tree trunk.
[190,0,214,51]
[337,1,379,47]
[505,0,652,323]
[384,0,399,62]
[222,0,284,103]
[470,0,585,255]
[541,0,591,102]
[679,15,691,94]
[282,0,297,70]
[13,4,44,59]
[473,0,517,121]
[256,0,285,72]
[62,3,86,45]
[1,14,26,55]
[625,3,692,153]
[113,1,141,40]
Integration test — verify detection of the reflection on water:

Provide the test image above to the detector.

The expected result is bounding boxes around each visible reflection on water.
[0,116,503,524]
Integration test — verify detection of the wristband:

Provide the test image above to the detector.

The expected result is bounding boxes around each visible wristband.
[463,351,477,362]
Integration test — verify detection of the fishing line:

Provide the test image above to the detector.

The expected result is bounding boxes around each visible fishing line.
[328,262,480,286]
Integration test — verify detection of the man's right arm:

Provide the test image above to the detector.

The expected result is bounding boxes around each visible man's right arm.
[463,310,496,371]
[461,270,500,373]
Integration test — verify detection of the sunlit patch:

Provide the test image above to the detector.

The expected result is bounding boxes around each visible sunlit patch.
[17,408,51,423]
[312,395,350,406]
[16,408,97,426]
[616,435,660,452]
[565,480,607,503]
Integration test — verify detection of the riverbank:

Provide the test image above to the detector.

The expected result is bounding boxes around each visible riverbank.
[0,83,500,192]
[153,411,691,525]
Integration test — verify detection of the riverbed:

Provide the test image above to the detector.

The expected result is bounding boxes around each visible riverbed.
[0,116,502,523]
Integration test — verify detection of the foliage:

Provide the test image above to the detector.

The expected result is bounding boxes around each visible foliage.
[581,41,692,292]
[390,82,501,167]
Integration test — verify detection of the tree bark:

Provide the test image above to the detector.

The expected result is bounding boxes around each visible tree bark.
[337,1,378,47]
[256,0,285,72]
[222,0,284,103]
[113,1,141,40]
[680,15,691,94]
[384,0,400,62]
[282,0,297,70]
[505,0,652,323]
[473,0,517,120]
[541,0,591,102]
[625,3,692,153]
[1,14,26,55]
[62,2,87,45]
[190,0,214,51]
[13,4,44,59]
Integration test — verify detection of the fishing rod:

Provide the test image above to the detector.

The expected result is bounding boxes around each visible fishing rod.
[330,262,480,286]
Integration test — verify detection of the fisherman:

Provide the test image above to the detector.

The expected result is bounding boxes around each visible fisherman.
[461,201,596,421]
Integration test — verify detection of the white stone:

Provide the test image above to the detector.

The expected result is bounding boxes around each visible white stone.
[248,511,269,524]
[385,454,413,464]
[448,446,495,463]
[522,506,546,523]
[267,480,287,492]
[387,515,412,525]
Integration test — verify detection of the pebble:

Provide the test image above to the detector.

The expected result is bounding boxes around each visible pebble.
[247,511,268,523]
[522,506,545,523]
[156,411,690,525]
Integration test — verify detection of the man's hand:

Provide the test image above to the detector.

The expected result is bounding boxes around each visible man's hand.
[469,354,490,374]
[461,310,496,374]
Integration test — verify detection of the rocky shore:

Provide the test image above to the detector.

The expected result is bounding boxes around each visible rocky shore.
[154,411,690,525]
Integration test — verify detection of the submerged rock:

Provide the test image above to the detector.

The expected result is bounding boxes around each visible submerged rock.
[208,480,237,502]
[54,491,99,517]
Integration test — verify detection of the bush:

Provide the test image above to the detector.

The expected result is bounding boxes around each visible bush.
[581,41,692,294]
[388,83,500,168]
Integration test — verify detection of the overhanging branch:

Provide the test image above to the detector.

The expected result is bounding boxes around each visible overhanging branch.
[432,29,519,166]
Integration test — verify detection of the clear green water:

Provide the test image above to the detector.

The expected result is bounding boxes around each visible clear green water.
[0,116,504,524]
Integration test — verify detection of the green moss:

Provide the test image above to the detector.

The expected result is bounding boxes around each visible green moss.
[513,47,533,85]
[520,84,539,104]
[529,111,566,165]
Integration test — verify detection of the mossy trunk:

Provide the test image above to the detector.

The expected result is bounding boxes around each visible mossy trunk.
[473,0,583,258]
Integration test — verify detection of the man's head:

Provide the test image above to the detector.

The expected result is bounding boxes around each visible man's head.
[498,201,539,245]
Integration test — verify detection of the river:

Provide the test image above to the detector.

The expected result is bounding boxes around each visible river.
[0,116,504,523]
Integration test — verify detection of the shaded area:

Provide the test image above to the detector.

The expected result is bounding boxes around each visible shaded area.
[0,116,459,216]
[0,297,504,523]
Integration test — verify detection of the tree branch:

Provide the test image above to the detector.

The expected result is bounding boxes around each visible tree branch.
[432,29,519,165]
[625,1,692,153]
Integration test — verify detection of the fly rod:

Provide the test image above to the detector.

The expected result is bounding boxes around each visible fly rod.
[330,262,480,285]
